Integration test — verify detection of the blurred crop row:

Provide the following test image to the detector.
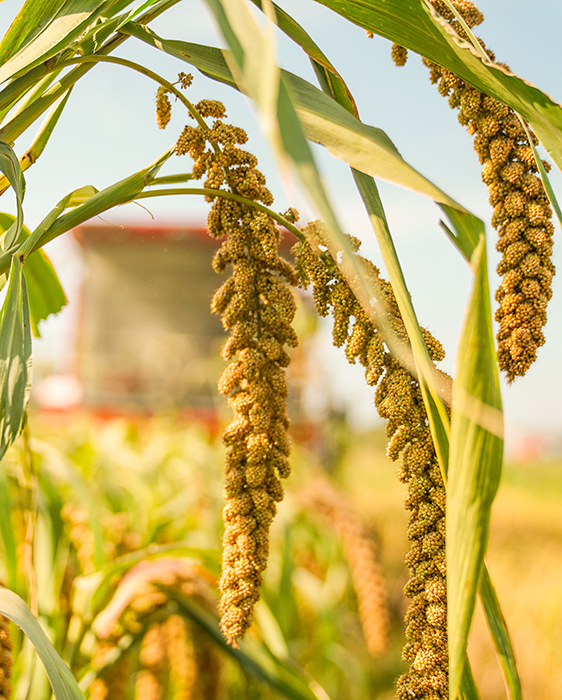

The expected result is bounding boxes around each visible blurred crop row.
[0,412,560,700]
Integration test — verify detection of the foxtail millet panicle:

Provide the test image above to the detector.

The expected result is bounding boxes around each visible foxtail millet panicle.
[90,642,131,700]
[292,223,449,698]
[155,87,171,130]
[300,478,390,657]
[134,623,167,700]
[168,89,298,644]
[391,0,555,381]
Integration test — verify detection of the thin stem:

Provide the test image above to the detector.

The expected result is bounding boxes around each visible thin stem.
[20,426,38,616]
[47,55,208,130]
[0,0,181,143]
[137,187,306,242]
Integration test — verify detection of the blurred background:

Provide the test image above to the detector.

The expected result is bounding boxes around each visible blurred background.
[0,1,560,699]
[0,0,560,452]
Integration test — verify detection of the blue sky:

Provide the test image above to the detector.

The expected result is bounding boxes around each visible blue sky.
[0,0,561,449]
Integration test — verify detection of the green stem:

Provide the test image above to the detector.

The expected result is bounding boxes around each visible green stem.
[137,187,306,241]
[0,0,181,144]
[52,55,208,131]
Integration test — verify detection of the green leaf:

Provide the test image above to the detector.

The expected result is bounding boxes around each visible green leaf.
[0,468,18,593]
[460,662,481,700]
[0,586,85,700]
[438,204,483,265]
[285,70,465,209]
[167,587,332,700]
[0,0,115,85]
[311,0,562,172]
[448,236,503,698]
[16,150,171,262]
[20,89,73,178]
[17,184,99,258]
[0,141,25,249]
[0,151,171,278]
[249,0,357,115]
[123,22,238,85]
[0,1,181,145]
[525,124,562,230]
[74,0,165,55]
[0,213,67,338]
[479,565,522,700]
[352,169,451,473]
[128,24,470,211]
[24,249,67,337]
[0,256,32,460]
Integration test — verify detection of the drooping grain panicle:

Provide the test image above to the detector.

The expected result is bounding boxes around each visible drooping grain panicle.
[155,73,193,131]
[162,615,222,700]
[155,87,172,130]
[90,644,131,700]
[174,96,299,645]
[61,503,95,574]
[293,224,449,698]
[300,477,389,657]
[134,623,167,700]
[392,0,555,382]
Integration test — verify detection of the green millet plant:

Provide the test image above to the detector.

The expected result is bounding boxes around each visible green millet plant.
[393,0,555,382]
[166,91,299,644]
[292,222,450,698]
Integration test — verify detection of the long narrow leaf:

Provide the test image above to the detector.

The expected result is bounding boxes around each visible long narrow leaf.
[460,663,481,700]
[9,149,172,271]
[448,236,503,698]
[0,142,25,249]
[479,565,522,700]
[0,0,114,84]
[249,0,357,114]
[167,588,332,700]
[0,586,85,700]
[0,90,72,196]
[311,0,562,171]
[0,256,32,460]
[352,169,451,472]
[0,213,67,337]
[0,0,181,145]
[17,185,99,258]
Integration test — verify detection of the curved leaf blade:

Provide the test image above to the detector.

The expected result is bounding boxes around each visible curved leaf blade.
[0,586,85,700]
[128,24,469,211]
[0,213,67,337]
[248,0,357,114]
[448,236,503,698]
[0,142,25,249]
[352,169,451,472]
[168,588,332,700]
[0,256,32,460]
[479,565,522,700]
[311,0,562,171]
[0,0,114,85]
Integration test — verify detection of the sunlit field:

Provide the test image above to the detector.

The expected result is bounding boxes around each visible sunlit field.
[1,412,558,700]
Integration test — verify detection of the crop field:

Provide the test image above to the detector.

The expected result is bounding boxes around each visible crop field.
[0,412,558,700]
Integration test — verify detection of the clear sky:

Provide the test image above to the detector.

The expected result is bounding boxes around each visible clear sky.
[0,0,560,451]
